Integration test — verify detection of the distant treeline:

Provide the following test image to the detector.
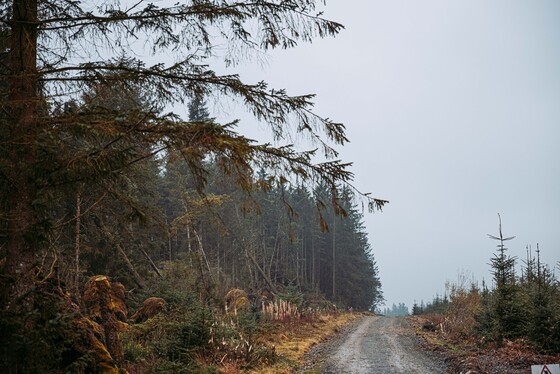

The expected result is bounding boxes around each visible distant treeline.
[381,302,409,316]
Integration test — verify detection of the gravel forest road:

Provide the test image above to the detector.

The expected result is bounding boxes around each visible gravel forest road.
[308,316,447,374]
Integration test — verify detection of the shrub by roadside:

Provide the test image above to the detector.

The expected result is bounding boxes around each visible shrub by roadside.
[413,315,560,374]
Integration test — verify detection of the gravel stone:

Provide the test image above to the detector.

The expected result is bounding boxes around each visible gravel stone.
[299,316,447,374]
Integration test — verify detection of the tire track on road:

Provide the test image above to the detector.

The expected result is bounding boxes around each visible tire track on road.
[323,316,446,374]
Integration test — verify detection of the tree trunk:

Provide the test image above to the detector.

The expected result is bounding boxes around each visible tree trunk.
[186,223,192,252]
[96,217,147,289]
[332,212,336,300]
[311,233,316,290]
[117,244,146,290]
[139,247,162,278]
[3,185,36,311]
[2,0,39,313]
[246,247,277,293]
[193,228,213,281]
[74,186,82,299]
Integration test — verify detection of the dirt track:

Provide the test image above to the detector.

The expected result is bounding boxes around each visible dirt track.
[306,316,447,373]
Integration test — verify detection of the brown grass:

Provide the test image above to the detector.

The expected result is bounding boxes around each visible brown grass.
[412,315,560,374]
[250,311,364,374]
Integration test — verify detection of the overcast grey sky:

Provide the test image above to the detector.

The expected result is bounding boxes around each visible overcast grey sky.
[219,0,560,309]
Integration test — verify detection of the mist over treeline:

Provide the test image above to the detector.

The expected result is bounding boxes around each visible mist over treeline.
[381,302,409,317]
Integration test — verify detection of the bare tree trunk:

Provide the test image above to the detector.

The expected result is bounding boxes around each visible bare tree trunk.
[2,0,39,313]
[246,247,277,292]
[216,243,221,282]
[296,232,300,285]
[193,228,213,282]
[138,247,162,278]
[96,217,146,289]
[186,223,192,252]
[165,217,173,260]
[74,185,83,299]
[3,186,36,312]
[332,213,336,300]
[267,220,282,280]
[311,233,316,290]
[168,230,173,260]
[117,244,146,290]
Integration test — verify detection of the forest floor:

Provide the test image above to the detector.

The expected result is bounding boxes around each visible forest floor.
[412,315,560,374]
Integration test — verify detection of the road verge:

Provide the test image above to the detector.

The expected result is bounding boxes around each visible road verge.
[412,315,560,374]
[252,311,369,373]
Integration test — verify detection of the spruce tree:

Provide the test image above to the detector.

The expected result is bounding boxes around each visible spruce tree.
[475,279,496,341]
[487,214,525,342]
[526,246,560,353]
[188,94,211,122]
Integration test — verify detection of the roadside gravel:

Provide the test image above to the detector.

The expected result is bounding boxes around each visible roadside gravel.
[299,315,447,374]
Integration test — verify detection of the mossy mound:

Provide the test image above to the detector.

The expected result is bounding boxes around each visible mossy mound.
[130,297,166,323]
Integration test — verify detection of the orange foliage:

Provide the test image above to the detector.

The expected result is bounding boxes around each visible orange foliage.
[82,275,129,365]
[442,285,480,338]
[129,297,166,323]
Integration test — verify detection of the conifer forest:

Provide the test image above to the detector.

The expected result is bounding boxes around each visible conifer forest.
[0,1,385,372]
